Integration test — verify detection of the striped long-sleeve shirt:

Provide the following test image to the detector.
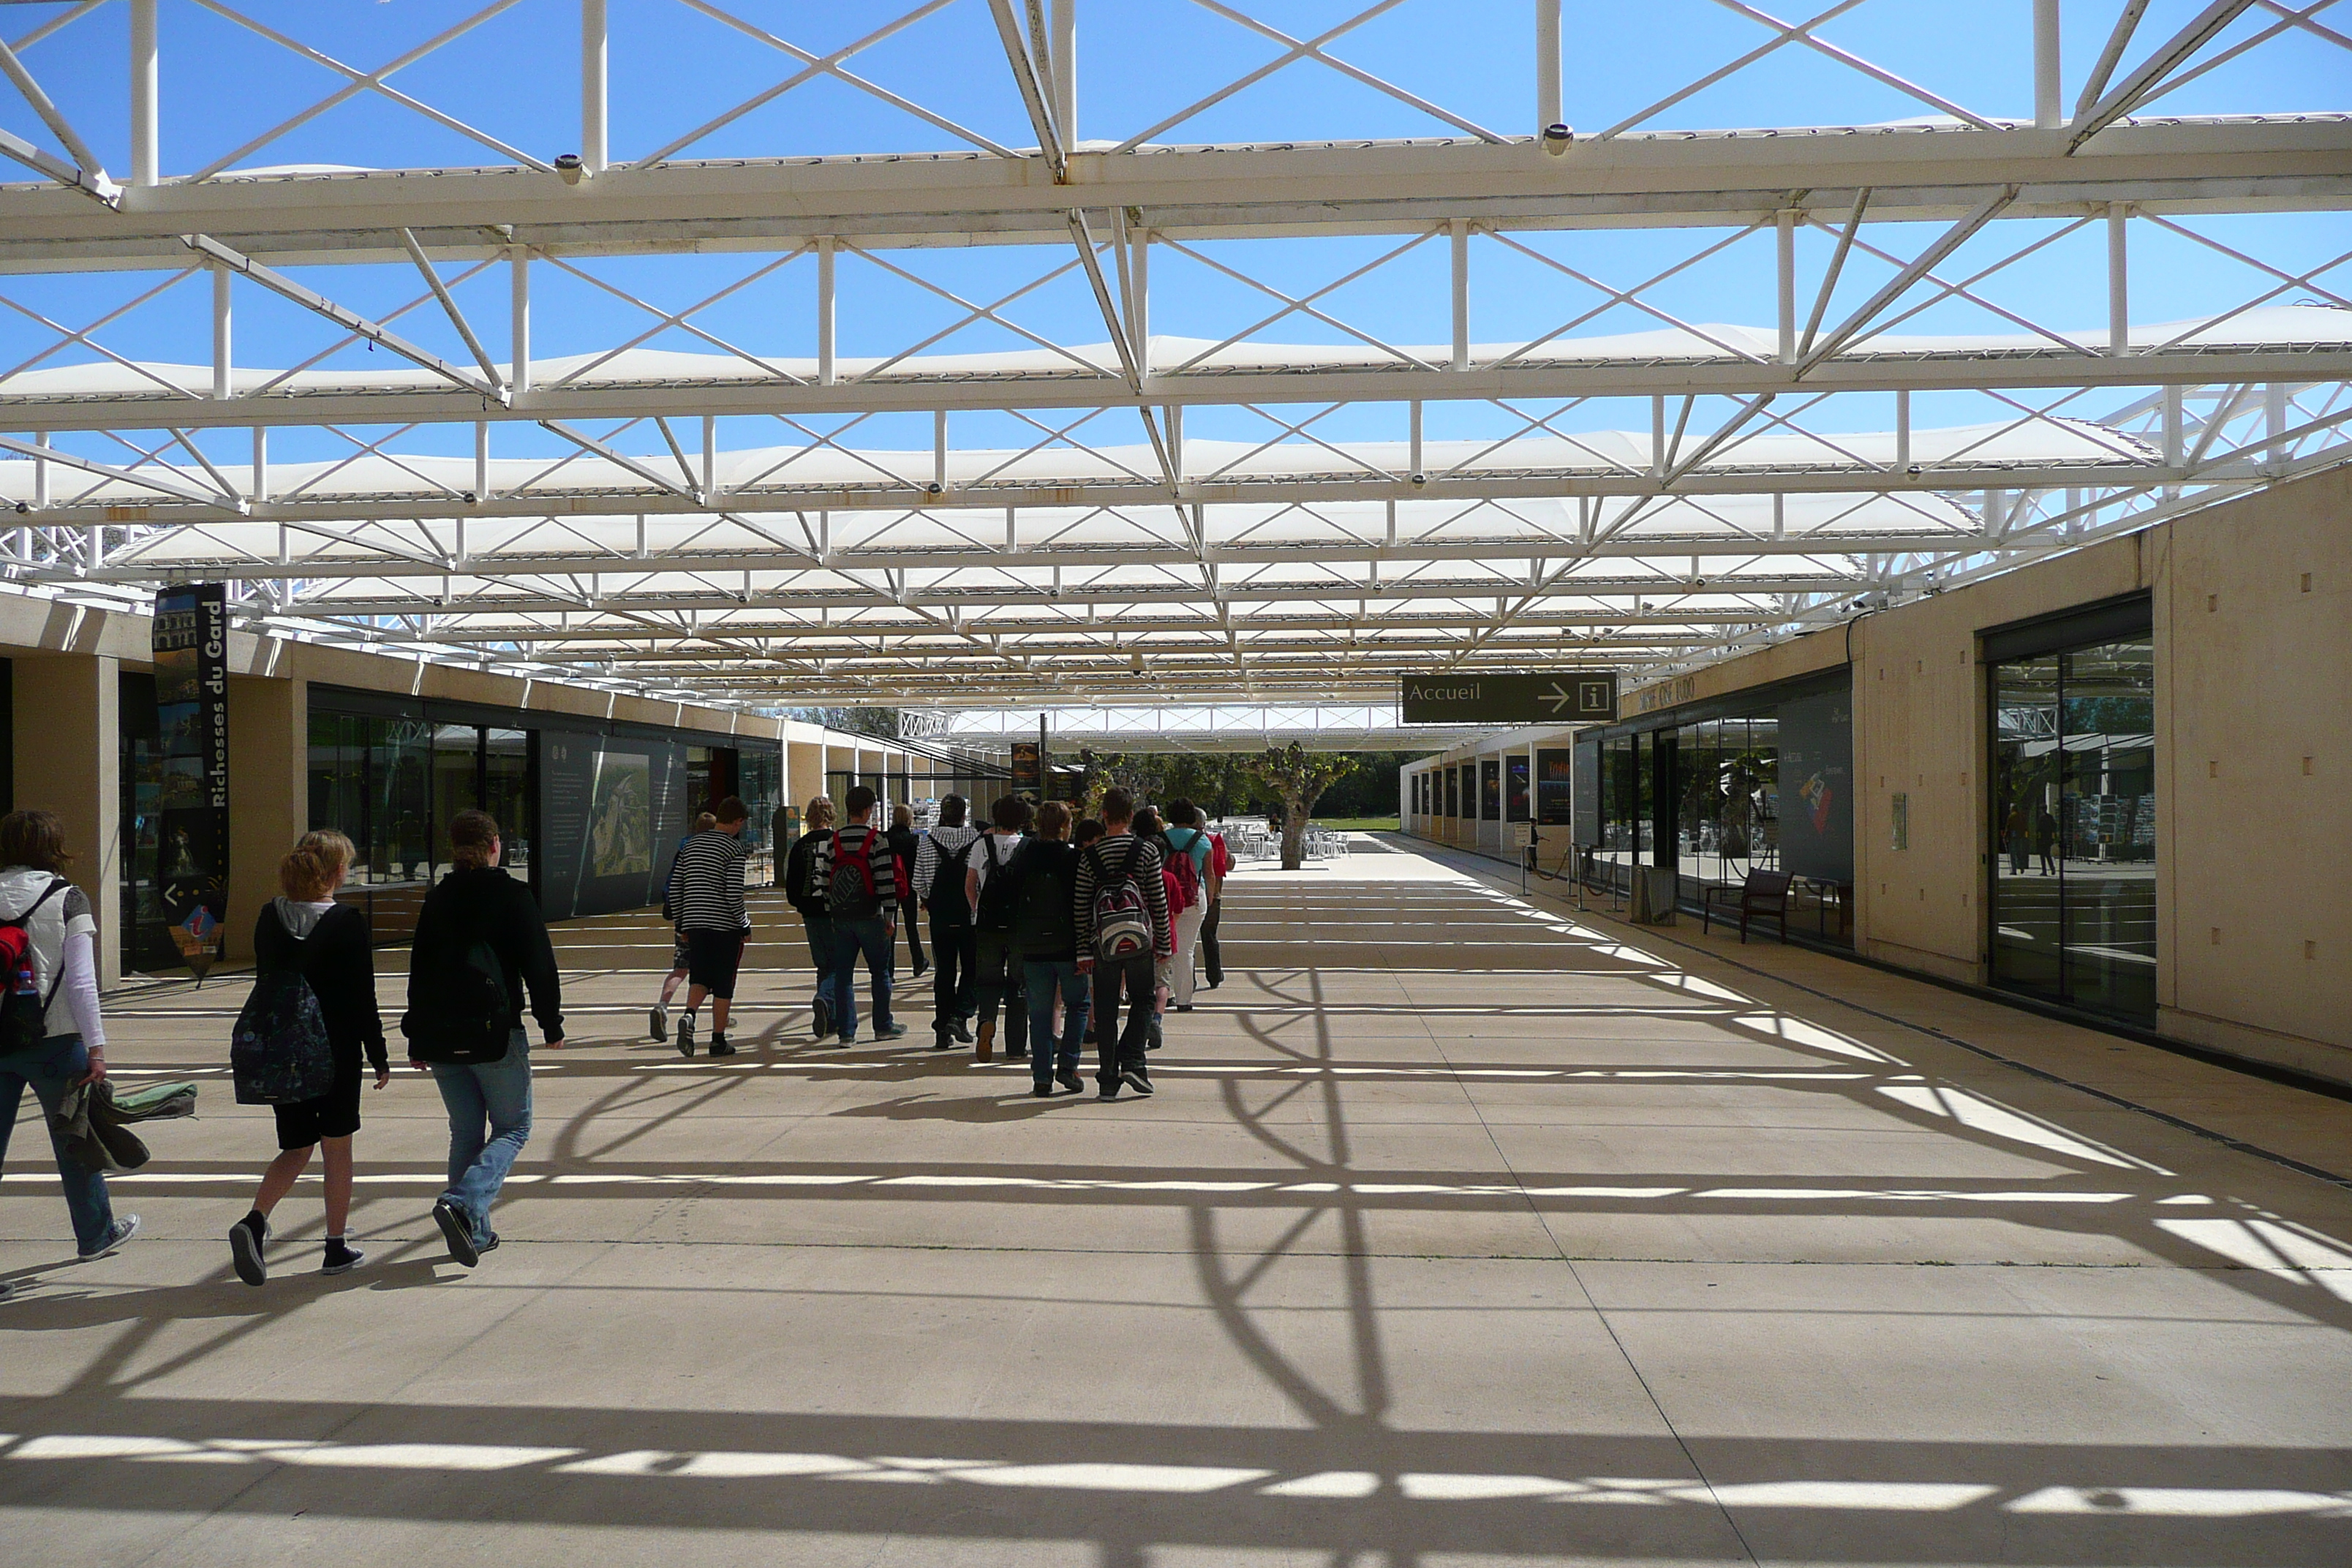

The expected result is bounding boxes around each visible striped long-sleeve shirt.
[808,822,909,919]
[668,829,749,932]
[1072,832,1172,960]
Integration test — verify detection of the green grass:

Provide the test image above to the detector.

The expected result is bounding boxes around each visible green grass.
[1308,815,1400,832]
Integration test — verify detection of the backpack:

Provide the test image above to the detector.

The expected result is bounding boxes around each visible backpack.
[1087,840,1153,962]
[230,970,336,1105]
[791,829,833,908]
[973,835,1022,933]
[1012,841,1076,952]
[0,879,67,1054]
[828,827,884,921]
[1163,832,1202,909]
[925,834,978,921]
[405,920,517,1064]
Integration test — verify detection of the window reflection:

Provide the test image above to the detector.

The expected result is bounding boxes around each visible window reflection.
[1990,637,2155,1024]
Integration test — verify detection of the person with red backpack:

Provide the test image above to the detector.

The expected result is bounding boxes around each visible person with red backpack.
[1073,789,1170,1100]
[1161,800,1214,1014]
[0,809,139,1263]
[810,785,911,1045]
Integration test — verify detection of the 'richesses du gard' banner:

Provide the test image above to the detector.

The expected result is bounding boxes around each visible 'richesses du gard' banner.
[151,584,230,979]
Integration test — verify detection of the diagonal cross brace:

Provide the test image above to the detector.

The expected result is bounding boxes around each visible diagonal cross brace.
[1798,187,2016,374]
[2070,0,2258,149]
[0,431,242,511]
[0,34,116,205]
[183,233,502,403]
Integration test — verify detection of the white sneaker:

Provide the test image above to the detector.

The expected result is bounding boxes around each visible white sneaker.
[649,1003,669,1042]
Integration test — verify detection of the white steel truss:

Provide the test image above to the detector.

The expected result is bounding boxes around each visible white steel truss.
[0,0,2345,711]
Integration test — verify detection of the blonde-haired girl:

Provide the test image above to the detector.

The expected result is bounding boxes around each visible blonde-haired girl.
[229,830,386,1285]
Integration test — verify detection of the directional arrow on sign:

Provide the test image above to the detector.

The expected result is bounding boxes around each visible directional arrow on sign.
[1542,682,1577,715]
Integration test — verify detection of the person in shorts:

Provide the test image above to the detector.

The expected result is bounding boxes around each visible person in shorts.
[229,832,386,1284]
[650,812,717,1044]
[671,798,753,1057]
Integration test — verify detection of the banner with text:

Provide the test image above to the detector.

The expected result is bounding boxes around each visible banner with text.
[152,584,229,979]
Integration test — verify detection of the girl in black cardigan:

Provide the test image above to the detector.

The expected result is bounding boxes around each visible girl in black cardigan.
[228,831,388,1285]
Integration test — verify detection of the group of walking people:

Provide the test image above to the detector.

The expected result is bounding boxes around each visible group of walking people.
[682,785,1234,1100]
[0,780,1238,1283]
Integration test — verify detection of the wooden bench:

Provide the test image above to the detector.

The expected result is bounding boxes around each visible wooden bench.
[1701,869,1793,943]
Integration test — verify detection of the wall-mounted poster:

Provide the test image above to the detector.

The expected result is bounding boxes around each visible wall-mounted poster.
[590,751,652,878]
[1778,685,1854,883]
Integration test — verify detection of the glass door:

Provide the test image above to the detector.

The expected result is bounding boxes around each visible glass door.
[1989,638,2155,1024]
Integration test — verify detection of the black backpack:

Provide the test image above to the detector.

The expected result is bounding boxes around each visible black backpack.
[925,834,978,922]
[973,835,1022,934]
[231,969,336,1105]
[827,827,885,921]
[404,914,516,1064]
[1011,841,1076,953]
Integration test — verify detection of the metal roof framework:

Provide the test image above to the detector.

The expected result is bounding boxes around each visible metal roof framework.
[0,0,2346,715]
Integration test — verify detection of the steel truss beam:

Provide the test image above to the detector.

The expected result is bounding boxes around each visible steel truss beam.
[1,119,2346,271]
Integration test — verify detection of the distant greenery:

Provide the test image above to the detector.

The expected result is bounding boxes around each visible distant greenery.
[1309,815,1400,832]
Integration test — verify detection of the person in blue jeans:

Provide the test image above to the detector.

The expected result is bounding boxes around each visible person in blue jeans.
[783,796,845,1039]
[1010,802,1089,1097]
[809,785,910,1045]
[0,810,139,1265]
[402,809,564,1267]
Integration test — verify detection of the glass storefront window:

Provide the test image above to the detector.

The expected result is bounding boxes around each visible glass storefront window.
[1480,758,1501,821]
[431,723,483,880]
[372,720,434,885]
[484,728,532,878]
[1991,636,2155,1024]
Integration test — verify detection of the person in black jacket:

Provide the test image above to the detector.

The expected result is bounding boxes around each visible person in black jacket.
[1014,802,1089,1097]
[402,810,564,1268]
[888,803,927,979]
[229,832,386,1284]
[783,795,842,1039]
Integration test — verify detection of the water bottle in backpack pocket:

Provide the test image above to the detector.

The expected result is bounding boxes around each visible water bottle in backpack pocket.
[230,970,337,1104]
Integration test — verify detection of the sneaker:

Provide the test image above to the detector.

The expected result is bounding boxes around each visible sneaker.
[1030,1081,1054,1098]
[1056,1068,1084,1094]
[1175,1004,1195,1013]
[812,997,832,1039]
[912,960,931,979]
[1096,1085,1120,1101]
[1007,1043,1029,1060]
[1206,976,1223,990]
[951,1018,973,1044]
[649,1004,668,1043]
[321,1242,364,1276]
[875,1021,909,1040]
[78,1215,140,1261]
[930,1030,951,1051]
[708,1037,736,1058]
[476,1235,501,1255]
[229,1216,267,1286]
[1120,1067,1154,1097]
[433,1200,480,1268]
[676,1013,696,1058]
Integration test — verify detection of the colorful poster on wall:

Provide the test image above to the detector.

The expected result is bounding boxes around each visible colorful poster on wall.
[151,584,228,980]
[590,750,652,878]
[1778,685,1855,883]
[1010,740,1042,795]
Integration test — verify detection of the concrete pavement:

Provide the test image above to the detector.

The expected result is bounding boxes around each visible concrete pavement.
[3,838,2348,1566]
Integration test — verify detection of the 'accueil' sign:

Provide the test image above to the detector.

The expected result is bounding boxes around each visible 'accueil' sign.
[1400,671,1618,725]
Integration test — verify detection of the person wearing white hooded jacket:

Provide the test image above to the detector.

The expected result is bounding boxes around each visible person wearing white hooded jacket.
[0,809,138,1262]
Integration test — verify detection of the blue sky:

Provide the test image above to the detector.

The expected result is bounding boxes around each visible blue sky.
[1,1,2345,466]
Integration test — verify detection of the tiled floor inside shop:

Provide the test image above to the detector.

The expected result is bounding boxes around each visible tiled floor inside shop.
[2,835,2348,1567]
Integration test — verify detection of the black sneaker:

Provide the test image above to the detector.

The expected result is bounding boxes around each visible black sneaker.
[1120,1067,1155,1097]
[875,1021,908,1040]
[951,1019,973,1044]
[1175,1004,1195,1013]
[1096,1085,1120,1101]
[1056,1068,1084,1094]
[649,1004,668,1042]
[676,1013,696,1058]
[229,1216,267,1287]
[931,1030,951,1051]
[707,1037,736,1058]
[321,1242,364,1276]
[812,997,832,1039]
[432,1200,480,1268]
[1030,1082,1054,1098]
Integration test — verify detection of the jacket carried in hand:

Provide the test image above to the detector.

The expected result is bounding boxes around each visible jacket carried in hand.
[401,864,564,1059]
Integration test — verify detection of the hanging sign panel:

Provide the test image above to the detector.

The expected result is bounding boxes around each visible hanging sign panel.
[1009,741,1042,794]
[152,584,230,980]
[1400,671,1618,725]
